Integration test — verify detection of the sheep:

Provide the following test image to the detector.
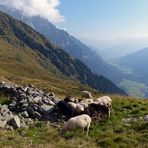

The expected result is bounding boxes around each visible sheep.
[95,96,112,110]
[64,96,76,103]
[67,102,77,110]
[57,101,74,118]
[81,91,93,99]
[94,96,112,118]
[80,99,94,105]
[89,103,110,118]
[75,104,85,112]
[60,114,91,136]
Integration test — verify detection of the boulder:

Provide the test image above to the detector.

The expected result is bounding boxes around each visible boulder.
[39,104,54,114]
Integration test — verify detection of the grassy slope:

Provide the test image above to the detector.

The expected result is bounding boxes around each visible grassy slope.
[0,94,147,148]
[0,39,97,96]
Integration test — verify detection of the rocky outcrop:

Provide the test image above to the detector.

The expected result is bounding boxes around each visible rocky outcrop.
[0,82,60,130]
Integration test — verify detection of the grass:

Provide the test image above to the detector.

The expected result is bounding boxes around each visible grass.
[0,38,98,96]
[0,38,148,148]
[0,94,147,148]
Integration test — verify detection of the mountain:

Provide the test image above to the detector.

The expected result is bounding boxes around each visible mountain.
[92,38,148,61]
[0,5,122,84]
[0,10,126,95]
[118,47,148,97]
[119,47,148,84]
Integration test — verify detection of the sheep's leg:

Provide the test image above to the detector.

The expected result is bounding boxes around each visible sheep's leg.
[108,109,111,118]
[86,123,90,136]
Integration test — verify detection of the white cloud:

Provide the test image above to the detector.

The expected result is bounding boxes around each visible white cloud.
[0,0,65,23]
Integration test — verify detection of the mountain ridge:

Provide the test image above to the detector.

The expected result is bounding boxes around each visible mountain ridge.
[0,5,122,84]
[0,10,126,95]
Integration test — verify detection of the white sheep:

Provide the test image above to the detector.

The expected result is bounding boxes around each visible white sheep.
[60,114,91,136]
[95,96,112,117]
[67,102,77,110]
[95,96,112,108]
[75,104,85,112]
[81,91,93,99]
[80,99,94,105]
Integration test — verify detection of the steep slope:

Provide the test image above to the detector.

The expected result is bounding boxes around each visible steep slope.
[0,5,122,84]
[0,11,126,95]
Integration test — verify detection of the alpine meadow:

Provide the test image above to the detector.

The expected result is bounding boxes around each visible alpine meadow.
[0,1,147,148]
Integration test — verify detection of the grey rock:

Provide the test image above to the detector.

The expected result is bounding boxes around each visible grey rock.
[27,107,34,116]
[144,115,148,121]
[0,119,7,129]
[10,115,21,129]
[28,84,34,88]
[6,125,14,131]
[21,111,29,118]
[40,104,54,114]
[33,111,41,119]
[9,103,16,110]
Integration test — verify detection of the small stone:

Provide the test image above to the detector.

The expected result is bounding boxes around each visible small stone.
[144,115,148,121]
[10,115,21,129]
[40,104,54,114]
[33,96,42,104]
[9,103,16,110]
[0,120,7,129]
[21,111,29,118]
[6,125,14,131]
[33,111,42,119]
[28,84,34,88]
[27,107,34,116]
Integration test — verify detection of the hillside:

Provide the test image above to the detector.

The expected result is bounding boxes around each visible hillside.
[0,11,126,95]
[0,5,122,84]
[0,91,147,148]
[119,47,148,81]
[118,48,148,97]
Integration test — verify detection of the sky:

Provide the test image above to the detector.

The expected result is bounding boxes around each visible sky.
[1,0,148,42]
[57,0,148,42]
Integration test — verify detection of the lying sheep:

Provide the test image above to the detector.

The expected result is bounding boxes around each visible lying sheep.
[60,114,91,136]
[81,91,93,99]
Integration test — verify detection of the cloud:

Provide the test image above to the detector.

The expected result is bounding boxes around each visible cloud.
[0,0,65,23]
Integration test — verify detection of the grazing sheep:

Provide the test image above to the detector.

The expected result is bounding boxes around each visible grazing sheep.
[57,101,73,117]
[95,96,112,109]
[81,91,93,99]
[60,114,91,136]
[89,103,110,118]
